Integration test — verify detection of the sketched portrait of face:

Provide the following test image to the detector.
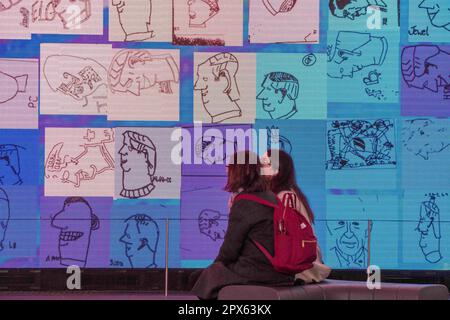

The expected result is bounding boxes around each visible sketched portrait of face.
[188,0,220,27]
[120,214,159,268]
[328,220,369,257]
[401,45,450,94]
[419,0,450,31]
[112,0,154,41]
[416,196,442,263]
[198,209,227,241]
[51,197,100,267]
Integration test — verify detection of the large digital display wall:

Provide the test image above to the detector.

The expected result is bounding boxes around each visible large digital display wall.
[0,0,449,271]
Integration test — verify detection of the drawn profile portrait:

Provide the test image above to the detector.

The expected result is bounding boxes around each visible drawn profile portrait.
[120,214,159,268]
[416,195,442,263]
[329,0,387,20]
[328,31,388,79]
[188,0,220,28]
[0,144,24,186]
[326,119,396,170]
[51,197,100,267]
[257,72,299,120]
[0,71,28,104]
[262,0,297,16]
[45,129,115,190]
[401,45,450,95]
[112,0,154,41]
[119,131,157,199]
[198,209,227,241]
[108,49,179,97]
[194,53,242,123]
[418,0,450,31]
[402,119,449,160]
[327,218,372,268]
[195,134,238,165]
[31,0,92,29]
[0,188,10,252]
[0,0,22,12]
[43,55,108,111]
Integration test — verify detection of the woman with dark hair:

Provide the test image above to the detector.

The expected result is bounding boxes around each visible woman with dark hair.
[190,151,294,300]
[262,149,330,284]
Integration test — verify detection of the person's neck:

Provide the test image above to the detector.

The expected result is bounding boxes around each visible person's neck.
[129,249,156,268]
[268,103,297,120]
[0,169,22,185]
[121,171,155,198]
[204,94,242,123]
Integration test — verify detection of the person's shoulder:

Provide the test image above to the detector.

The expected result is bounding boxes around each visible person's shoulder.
[240,191,278,205]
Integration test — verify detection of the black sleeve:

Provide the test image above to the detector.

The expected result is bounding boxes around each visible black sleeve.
[214,200,253,265]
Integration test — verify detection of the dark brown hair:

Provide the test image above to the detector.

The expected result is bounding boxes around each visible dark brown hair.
[224,151,268,194]
[267,149,315,223]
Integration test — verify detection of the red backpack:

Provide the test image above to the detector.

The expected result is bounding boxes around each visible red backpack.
[234,193,317,275]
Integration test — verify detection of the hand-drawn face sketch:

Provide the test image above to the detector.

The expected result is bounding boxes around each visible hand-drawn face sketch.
[112,0,154,41]
[416,195,442,263]
[108,49,179,97]
[51,197,99,267]
[266,126,292,154]
[418,0,450,31]
[43,55,108,112]
[328,31,388,79]
[402,119,449,161]
[194,53,242,123]
[262,0,297,16]
[329,0,387,20]
[0,145,24,186]
[327,218,372,268]
[257,72,299,120]
[0,71,28,104]
[198,209,227,241]
[0,188,10,252]
[188,0,220,27]
[401,46,450,96]
[45,128,115,195]
[120,214,159,268]
[31,0,92,29]
[326,119,396,170]
[119,131,157,199]
[0,0,21,11]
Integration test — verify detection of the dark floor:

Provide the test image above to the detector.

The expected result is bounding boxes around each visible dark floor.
[0,291,198,300]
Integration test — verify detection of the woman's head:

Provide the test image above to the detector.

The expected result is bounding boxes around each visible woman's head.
[224,151,268,194]
[265,149,315,223]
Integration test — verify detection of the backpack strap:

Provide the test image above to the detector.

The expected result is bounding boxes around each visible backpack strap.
[234,194,281,208]
[281,192,297,209]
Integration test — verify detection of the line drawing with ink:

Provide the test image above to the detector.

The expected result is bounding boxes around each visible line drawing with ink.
[401,45,449,98]
[43,55,108,113]
[119,130,157,199]
[31,0,93,29]
[0,144,25,186]
[262,0,297,16]
[329,0,387,20]
[195,134,237,165]
[416,194,443,263]
[402,118,449,160]
[120,214,160,268]
[266,126,292,154]
[326,119,396,170]
[0,188,10,252]
[328,31,388,79]
[108,49,179,96]
[194,53,242,123]
[418,0,450,31]
[112,0,155,41]
[327,197,373,268]
[257,72,299,120]
[45,129,115,188]
[0,0,21,12]
[0,70,28,104]
[50,197,100,267]
[188,0,220,28]
[198,209,227,241]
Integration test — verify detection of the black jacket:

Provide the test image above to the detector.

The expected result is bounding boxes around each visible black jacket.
[191,191,294,299]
